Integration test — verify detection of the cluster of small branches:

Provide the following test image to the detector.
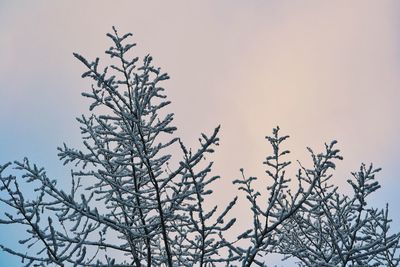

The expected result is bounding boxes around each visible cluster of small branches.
[276,163,400,266]
[0,28,398,267]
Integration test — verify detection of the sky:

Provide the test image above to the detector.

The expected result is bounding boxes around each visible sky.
[0,1,400,266]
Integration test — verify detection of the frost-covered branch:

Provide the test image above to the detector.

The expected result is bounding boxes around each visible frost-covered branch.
[1,28,398,267]
[233,127,343,266]
[276,163,400,266]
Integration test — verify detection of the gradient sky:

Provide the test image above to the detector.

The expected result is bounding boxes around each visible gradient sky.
[1,1,400,266]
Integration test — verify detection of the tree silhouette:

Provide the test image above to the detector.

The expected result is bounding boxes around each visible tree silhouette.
[1,28,398,267]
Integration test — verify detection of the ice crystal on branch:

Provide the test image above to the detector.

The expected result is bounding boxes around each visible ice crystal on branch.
[276,164,400,266]
[0,28,398,267]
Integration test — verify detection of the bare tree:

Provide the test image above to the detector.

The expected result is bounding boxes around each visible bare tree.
[0,28,235,267]
[0,28,398,267]
[276,163,400,266]
[231,128,343,266]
